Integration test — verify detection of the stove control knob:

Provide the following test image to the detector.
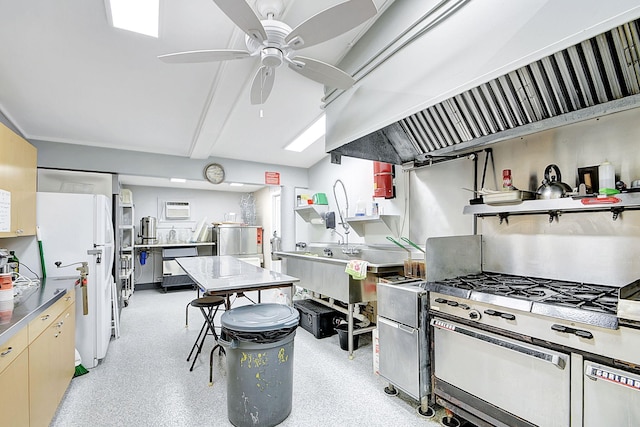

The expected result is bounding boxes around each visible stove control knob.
[468,310,481,321]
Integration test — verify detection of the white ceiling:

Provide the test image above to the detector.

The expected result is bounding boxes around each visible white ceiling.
[0,0,391,179]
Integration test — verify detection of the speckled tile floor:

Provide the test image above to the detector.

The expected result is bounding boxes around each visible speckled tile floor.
[51,288,453,427]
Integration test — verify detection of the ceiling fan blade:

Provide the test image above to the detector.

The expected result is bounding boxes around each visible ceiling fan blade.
[212,0,267,43]
[250,66,276,105]
[288,56,354,90]
[158,50,251,63]
[285,0,377,49]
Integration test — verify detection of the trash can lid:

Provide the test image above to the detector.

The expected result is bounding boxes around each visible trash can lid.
[221,303,299,332]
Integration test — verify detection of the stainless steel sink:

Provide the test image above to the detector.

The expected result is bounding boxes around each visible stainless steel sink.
[275,244,420,303]
[276,243,418,271]
[277,243,423,358]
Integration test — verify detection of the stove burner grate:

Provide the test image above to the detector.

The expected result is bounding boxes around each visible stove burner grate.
[433,272,619,315]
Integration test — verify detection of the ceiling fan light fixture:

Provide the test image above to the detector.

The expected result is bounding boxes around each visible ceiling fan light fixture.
[106,0,159,38]
[261,47,283,67]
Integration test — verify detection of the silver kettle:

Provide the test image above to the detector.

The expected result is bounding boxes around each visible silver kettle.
[536,164,573,199]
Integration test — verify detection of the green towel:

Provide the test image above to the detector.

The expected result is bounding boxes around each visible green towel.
[345,260,368,280]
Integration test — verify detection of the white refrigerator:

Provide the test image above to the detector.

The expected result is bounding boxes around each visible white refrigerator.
[37,192,115,368]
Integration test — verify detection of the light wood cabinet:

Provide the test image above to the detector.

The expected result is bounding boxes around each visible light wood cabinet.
[0,329,29,427]
[28,292,75,342]
[0,122,37,237]
[28,289,76,427]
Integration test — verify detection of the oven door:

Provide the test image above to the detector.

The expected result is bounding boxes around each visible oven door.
[432,318,570,427]
[583,361,640,426]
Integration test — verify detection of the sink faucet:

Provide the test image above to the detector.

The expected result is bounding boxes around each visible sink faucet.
[332,179,360,255]
[331,229,344,245]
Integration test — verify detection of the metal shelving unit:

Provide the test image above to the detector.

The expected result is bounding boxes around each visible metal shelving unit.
[294,205,328,224]
[345,214,401,236]
[463,193,640,222]
[119,203,135,305]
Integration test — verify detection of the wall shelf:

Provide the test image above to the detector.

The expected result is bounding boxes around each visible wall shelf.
[294,205,328,224]
[345,214,400,236]
[463,192,640,221]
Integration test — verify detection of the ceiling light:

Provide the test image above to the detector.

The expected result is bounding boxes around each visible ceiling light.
[229,183,244,187]
[284,114,325,152]
[107,0,159,38]
[170,178,186,183]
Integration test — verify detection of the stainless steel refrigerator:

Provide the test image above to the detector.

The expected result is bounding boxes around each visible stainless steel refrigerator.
[213,225,263,266]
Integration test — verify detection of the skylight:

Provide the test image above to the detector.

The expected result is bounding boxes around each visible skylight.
[107,0,159,38]
[284,114,326,152]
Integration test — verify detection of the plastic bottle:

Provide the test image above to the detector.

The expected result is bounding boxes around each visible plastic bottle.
[355,198,366,216]
[598,161,615,193]
[371,198,379,216]
[8,251,19,274]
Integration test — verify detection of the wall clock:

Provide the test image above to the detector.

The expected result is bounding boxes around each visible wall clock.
[204,163,225,184]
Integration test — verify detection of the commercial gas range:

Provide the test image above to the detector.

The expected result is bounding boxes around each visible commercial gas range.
[426,236,640,427]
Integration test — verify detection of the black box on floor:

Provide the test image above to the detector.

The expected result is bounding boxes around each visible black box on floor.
[294,299,343,339]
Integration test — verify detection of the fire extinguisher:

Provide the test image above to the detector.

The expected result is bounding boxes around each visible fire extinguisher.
[373,162,395,199]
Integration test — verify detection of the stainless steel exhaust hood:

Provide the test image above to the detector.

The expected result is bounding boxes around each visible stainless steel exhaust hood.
[329,19,640,166]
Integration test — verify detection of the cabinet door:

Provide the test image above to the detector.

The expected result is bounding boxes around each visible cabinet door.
[0,122,36,237]
[377,316,420,399]
[0,349,29,427]
[29,305,75,427]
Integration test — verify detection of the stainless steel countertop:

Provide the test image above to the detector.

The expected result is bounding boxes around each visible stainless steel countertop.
[133,242,215,248]
[175,255,299,294]
[0,277,75,346]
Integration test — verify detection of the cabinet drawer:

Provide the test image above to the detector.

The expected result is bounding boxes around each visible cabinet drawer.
[0,328,28,375]
[29,303,76,427]
[28,289,75,342]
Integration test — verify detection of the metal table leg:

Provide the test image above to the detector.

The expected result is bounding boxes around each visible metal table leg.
[348,303,354,359]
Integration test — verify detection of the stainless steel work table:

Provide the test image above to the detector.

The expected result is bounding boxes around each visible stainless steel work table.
[175,256,299,304]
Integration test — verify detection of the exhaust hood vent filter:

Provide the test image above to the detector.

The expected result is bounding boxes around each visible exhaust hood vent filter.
[331,19,640,166]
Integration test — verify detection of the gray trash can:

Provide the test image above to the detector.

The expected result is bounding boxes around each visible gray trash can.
[220,303,300,427]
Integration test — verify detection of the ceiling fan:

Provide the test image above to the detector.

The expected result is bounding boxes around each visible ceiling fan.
[159,0,377,104]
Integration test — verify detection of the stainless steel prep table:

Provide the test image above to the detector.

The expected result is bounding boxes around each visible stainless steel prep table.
[134,242,216,291]
[175,256,299,305]
[0,277,76,346]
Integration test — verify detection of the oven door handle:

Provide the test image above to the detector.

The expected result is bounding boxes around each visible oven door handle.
[431,319,567,369]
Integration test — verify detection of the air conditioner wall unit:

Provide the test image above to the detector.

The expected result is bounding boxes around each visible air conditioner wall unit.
[165,201,190,219]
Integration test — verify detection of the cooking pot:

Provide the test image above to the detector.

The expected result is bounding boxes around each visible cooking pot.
[536,164,573,199]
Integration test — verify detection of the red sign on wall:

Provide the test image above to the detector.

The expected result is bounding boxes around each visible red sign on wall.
[265,171,280,185]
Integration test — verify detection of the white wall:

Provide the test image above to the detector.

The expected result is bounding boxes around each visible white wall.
[124,185,247,241]
[303,156,407,246]
[410,157,475,246]
[303,155,473,248]
[126,185,252,284]
[32,140,309,189]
